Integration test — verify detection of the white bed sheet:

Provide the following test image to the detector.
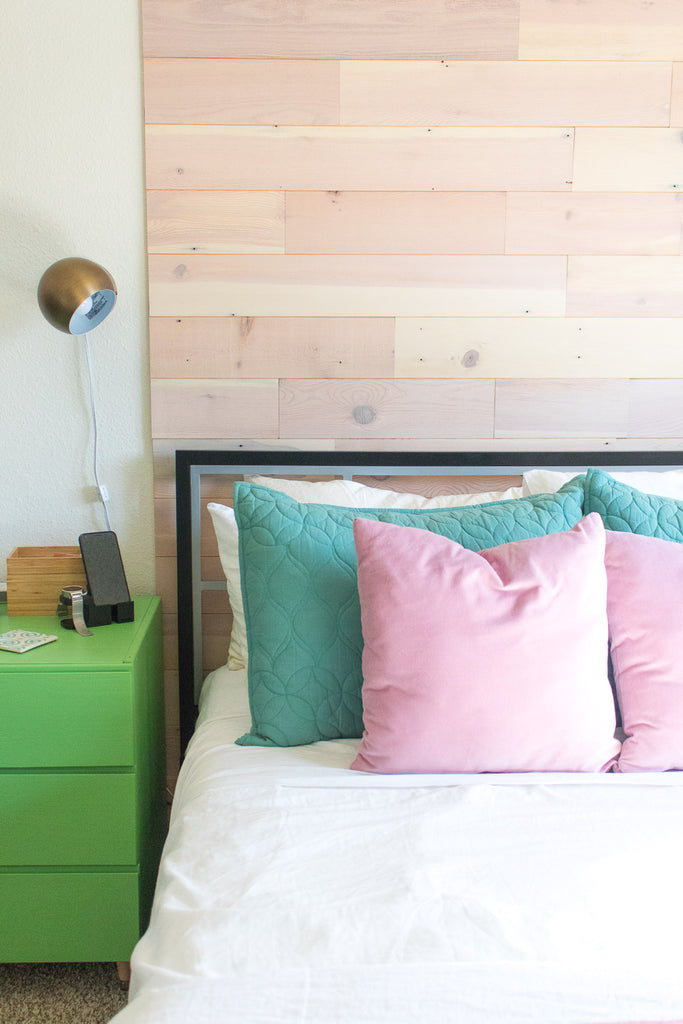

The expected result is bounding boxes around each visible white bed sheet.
[111,666,683,1024]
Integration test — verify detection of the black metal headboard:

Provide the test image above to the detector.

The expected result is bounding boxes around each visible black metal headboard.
[175,448,683,755]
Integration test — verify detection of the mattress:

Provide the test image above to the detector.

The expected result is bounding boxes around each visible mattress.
[110,666,683,1024]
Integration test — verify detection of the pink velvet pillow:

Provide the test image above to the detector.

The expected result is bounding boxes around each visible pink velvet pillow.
[351,513,620,774]
[606,530,683,772]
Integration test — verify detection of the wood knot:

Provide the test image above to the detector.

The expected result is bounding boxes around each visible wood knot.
[352,405,376,425]
[461,349,479,368]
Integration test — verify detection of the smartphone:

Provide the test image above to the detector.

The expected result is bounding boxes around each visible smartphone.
[78,531,131,607]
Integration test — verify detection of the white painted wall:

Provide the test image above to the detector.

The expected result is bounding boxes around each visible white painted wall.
[1,0,154,595]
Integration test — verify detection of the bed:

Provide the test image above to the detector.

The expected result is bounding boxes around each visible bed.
[111,450,683,1024]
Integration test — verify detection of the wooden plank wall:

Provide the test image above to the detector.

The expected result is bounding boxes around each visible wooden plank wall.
[142,0,683,777]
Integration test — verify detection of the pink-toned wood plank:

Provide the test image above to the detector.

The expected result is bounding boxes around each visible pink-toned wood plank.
[672,63,683,126]
[567,256,683,316]
[341,61,671,127]
[163,668,180,786]
[285,191,505,254]
[152,444,181,499]
[628,380,683,437]
[149,316,395,378]
[155,555,177,614]
[142,0,520,60]
[201,555,227,580]
[203,590,230,614]
[334,437,683,453]
[147,191,284,255]
[200,591,232,674]
[143,58,339,125]
[154,439,337,474]
[506,193,683,255]
[153,496,176,557]
[150,379,279,438]
[495,380,629,438]
[573,129,683,192]
[279,379,495,439]
[163,629,178,672]
[163,610,176,638]
[148,254,567,317]
[519,0,683,60]
[145,125,574,192]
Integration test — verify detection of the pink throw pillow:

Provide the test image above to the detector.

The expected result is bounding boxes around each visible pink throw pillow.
[351,514,620,774]
[606,530,683,772]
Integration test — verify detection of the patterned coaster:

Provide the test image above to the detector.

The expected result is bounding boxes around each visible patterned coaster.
[0,630,58,653]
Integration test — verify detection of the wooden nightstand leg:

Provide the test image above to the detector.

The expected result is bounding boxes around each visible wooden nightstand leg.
[116,960,131,988]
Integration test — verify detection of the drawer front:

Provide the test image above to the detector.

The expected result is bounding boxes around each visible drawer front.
[0,870,140,961]
[0,671,134,767]
[0,773,137,865]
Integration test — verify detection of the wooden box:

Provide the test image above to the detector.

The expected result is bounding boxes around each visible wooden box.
[6,546,87,617]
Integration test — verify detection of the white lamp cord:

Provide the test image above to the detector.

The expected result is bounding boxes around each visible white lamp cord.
[83,332,112,531]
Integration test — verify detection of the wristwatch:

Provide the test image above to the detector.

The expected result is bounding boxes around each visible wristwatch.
[57,586,93,637]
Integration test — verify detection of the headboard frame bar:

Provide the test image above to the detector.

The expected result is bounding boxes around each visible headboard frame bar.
[175,448,683,755]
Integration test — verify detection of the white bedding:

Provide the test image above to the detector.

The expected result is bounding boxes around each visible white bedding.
[111,667,683,1024]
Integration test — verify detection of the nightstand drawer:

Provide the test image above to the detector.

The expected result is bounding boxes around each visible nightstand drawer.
[0,773,137,864]
[0,671,134,767]
[0,871,140,961]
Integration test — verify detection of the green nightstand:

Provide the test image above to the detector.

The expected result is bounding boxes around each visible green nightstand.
[0,596,166,964]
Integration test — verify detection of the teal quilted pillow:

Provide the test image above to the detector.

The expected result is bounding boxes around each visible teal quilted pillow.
[585,468,683,541]
[234,479,585,747]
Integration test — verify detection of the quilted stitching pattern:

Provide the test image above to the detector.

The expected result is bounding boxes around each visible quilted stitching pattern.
[585,469,683,541]
[234,479,585,747]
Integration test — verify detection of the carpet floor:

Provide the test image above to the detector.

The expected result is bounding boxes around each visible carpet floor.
[0,962,128,1024]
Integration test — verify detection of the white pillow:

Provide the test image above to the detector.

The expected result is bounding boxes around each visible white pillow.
[523,468,683,500]
[208,475,523,670]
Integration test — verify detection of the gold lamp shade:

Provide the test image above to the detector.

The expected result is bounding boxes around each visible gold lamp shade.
[37,257,117,335]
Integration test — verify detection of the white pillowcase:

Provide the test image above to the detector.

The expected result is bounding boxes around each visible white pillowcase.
[246,474,522,510]
[208,474,523,670]
[523,468,683,499]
